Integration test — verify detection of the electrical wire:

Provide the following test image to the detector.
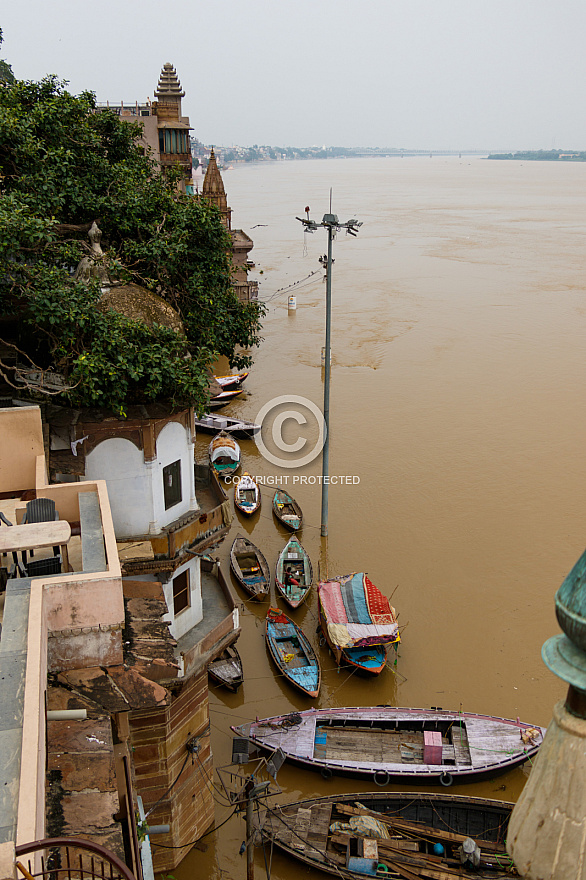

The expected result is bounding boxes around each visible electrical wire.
[144,752,190,820]
[150,807,238,849]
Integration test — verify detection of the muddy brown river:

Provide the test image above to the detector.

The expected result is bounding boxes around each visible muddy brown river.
[177,156,586,880]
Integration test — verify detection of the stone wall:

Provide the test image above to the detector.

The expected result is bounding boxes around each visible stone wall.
[129,670,214,871]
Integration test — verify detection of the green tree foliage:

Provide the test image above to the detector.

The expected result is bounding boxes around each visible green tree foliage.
[0,29,15,84]
[0,76,264,413]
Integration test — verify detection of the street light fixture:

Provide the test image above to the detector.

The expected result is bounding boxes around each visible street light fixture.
[296,208,362,536]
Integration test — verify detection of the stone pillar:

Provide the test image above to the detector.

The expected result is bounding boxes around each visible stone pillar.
[507,546,586,879]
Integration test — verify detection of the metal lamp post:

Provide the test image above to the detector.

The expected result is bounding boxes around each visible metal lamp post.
[296,210,362,536]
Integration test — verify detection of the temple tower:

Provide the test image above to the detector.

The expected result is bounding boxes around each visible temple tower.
[202,148,232,229]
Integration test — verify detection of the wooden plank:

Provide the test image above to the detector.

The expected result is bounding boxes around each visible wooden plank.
[0,520,71,553]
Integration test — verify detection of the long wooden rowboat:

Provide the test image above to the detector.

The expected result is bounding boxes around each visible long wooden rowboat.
[261,791,517,880]
[194,413,260,438]
[265,607,321,698]
[234,472,261,515]
[272,488,303,531]
[232,706,545,784]
[275,536,313,609]
[208,388,244,409]
[230,535,270,600]
[214,371,249,390]
[208,644,243,692]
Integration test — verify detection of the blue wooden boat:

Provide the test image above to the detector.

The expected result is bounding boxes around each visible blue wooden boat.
[265,607,321,698]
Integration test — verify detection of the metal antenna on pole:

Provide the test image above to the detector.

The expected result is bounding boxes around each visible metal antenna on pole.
[296,206,362,536]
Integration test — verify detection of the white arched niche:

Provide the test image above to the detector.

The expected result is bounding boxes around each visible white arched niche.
[85,437,153,538]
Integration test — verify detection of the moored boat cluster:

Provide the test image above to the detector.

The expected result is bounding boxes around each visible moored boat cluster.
[203,370,545,880]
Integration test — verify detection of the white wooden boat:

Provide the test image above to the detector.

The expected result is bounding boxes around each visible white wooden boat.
[234,472,261,515]
[261,791,517,879]
[232,706,545,785]
[214,372,249,389]
[194,413,260,438]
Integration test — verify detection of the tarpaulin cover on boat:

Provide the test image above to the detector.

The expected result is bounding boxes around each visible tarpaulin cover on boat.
[318,573,399,648]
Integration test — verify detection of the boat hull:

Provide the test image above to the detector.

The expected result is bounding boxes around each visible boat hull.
[208,645,243,692]
[265,607,321,698]
[230,535,270,600]
[262,791,516,879]
[233,706,545,783]
[275,536,313,609]
[234,473,261,515]
[195,414,260,438]
[272,489,303,531]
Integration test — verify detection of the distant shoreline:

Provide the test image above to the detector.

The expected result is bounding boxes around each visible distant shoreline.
[488,150,586,162]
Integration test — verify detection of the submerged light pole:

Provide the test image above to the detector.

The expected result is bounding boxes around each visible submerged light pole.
[296,207,362,536]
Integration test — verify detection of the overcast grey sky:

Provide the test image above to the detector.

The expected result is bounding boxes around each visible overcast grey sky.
[2,0,585,151]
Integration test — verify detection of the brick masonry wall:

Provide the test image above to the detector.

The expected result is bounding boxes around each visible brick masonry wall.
[129,670,214,871]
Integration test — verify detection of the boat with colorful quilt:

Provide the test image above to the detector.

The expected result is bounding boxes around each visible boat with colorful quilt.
[234,472,261,515]
[272,489,303,531]
[318,573,400,675]
[275,536,313,609]
[265,607,321,698]
[261,791,517,879]
[209,431,241,480]
[232,706,545,784]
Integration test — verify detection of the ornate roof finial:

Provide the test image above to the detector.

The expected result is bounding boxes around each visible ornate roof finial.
[154,62,185,99]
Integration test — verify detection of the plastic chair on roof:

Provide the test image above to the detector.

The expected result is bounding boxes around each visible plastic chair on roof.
[26,555,62,578]
[22,497,60,565]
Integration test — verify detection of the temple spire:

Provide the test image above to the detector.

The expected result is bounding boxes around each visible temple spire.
[202,148,231,228]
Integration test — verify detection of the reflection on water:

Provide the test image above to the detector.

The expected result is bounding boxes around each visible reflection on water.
[175,157,586,880]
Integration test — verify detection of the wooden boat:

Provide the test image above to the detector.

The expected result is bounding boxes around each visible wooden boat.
[194,413,261,438]
[214,372,249,390]
[234,472,261,515]
[318,573,400,675]
[261,791,517,879]
[209,431,241,479]
[265,607,321,698]
[208,388,244,409]
[272,488,303,531]
[208,644,243,692]
[275,536,313,609]
[232,706,545,784]
[230,534,270,600]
